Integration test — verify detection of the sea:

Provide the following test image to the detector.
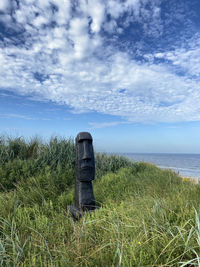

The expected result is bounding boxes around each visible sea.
[120,153,200,179]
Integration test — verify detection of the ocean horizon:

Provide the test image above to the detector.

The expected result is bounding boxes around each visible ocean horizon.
[117,153,200,179]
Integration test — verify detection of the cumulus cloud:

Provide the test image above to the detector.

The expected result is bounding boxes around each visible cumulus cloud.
[80,0,105,33]
[0,0,199,123]
[0,0,10,12]
[154,34,200,78]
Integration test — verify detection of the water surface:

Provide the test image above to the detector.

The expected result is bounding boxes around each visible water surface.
[121,153,200,178]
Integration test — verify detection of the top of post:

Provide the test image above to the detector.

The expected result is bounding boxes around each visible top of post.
[76,132,93,142]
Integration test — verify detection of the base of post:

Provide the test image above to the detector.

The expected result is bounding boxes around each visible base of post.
[68,205,82,221]
[68,205,99,221]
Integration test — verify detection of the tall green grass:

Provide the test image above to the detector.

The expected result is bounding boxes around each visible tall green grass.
[0,136,200,266]
[0,135,132,192]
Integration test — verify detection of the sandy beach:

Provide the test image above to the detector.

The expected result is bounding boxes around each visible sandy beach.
[182,176,200,184]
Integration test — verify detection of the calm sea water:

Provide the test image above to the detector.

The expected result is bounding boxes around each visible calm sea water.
[121,153,200,179]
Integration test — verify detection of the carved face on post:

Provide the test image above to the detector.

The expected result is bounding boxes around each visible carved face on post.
[76,132,95,182]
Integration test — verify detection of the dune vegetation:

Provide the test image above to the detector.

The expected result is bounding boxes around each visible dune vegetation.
[0,136,200,266]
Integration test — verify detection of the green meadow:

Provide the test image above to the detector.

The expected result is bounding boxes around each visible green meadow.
[0,136,200,266]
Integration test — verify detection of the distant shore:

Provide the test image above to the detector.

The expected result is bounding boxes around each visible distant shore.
[159,166,200,180]
[121,153,200,180]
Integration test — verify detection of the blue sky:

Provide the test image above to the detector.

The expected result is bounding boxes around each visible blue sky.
[0,0,200,153]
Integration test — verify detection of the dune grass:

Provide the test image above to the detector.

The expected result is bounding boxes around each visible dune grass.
[0,136,200,266]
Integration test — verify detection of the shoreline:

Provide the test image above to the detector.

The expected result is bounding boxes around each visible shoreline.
[158,166,200,180]
[122,153,200,181]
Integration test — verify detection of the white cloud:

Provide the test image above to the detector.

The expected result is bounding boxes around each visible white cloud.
[87,0,105,33]
[0,113,36,120]
[0,0,199,124]
[32,15,48,28]
[68,17,90,59]
[52,0,71,25]
[0,0,10,12]
[154,35,200,77]
[78,0,105,33]
[103,19,118,33]
[89,121,125,129]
